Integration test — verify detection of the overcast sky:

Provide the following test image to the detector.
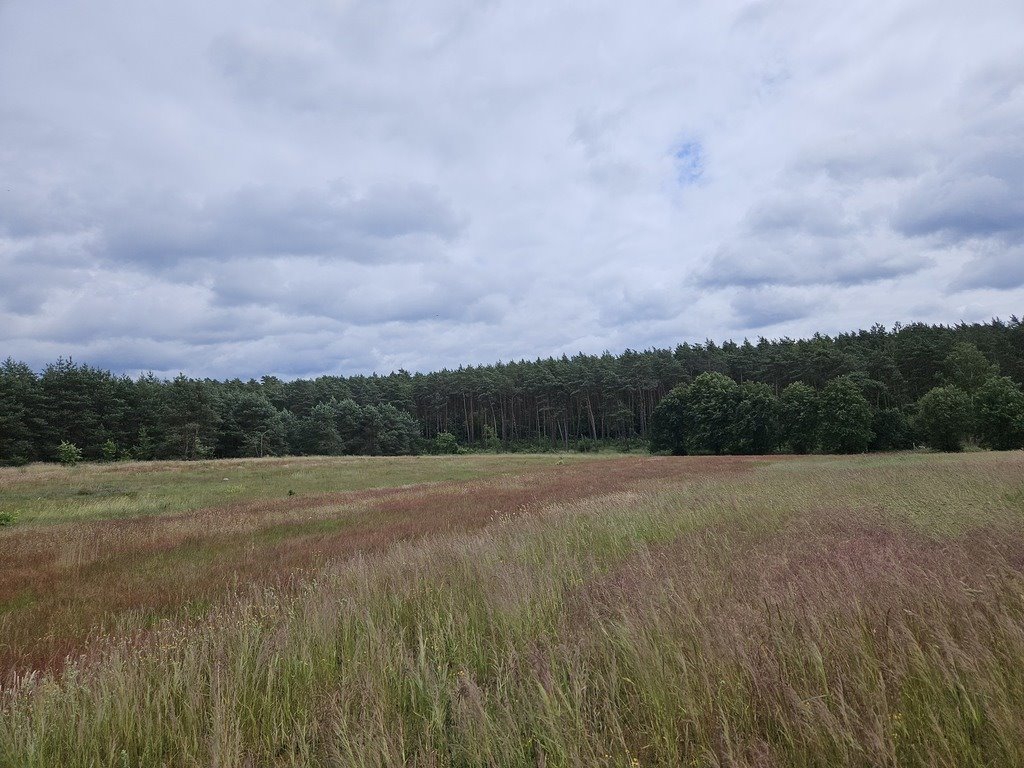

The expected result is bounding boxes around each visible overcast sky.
[2,1,1022,379]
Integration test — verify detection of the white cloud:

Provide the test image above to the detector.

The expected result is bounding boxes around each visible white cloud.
[1,0,1023,377]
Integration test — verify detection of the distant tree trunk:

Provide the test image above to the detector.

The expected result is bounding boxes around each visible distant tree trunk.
[585,394,597,440]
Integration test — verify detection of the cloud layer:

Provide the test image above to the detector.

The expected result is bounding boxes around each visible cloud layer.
[2,0,1022,378]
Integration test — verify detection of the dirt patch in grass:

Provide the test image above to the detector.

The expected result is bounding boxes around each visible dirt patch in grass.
[0,455,758,677]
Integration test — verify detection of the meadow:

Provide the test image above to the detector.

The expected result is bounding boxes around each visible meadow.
[1,451,1024,766]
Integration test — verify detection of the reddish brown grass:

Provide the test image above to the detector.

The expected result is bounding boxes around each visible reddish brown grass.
[561,509,1024,765]
[0,455,757,676]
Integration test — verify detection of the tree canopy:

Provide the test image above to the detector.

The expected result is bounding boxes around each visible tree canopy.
[2,318,1023,463]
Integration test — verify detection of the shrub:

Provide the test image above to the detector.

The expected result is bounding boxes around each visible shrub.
[0,510,18,526]
[57,440,83,466]
[480,424,501,452]
[101,439,119,462]
[132,427,155,461]
[433,432,461,454]
[191,438,214,460]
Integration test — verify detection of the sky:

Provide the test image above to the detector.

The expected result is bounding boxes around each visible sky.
[1,0,1022,379]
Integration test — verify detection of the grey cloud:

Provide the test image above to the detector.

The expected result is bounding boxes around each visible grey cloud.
[0,235,95,314]
[894,169,1024,244]
[0,267,56,315]
[793,135,929,184]
[209,32,335,113]
[731,289,819,329]
[0,185,91,239]
[208,258,495,326]
[744,194,851,237]
[15,285,259,347]
[571,108,626,160]
[957,59,1024,117]
[597,285,687,328]
[697,176,930,290]
[731,1,774,30]
[102,184,463,266]
[891,75,1024,246]
[952,243,1024,291]
[699,239,930,289]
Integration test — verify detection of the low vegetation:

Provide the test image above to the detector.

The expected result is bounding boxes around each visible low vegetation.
[2,451,1024,766]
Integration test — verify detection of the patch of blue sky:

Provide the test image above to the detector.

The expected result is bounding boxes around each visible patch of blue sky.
[674,141,705,186]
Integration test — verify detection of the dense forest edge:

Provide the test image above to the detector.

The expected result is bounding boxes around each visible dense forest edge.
[2,318,1023,467]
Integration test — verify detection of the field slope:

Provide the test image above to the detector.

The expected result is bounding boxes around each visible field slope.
[2,451,1024,767]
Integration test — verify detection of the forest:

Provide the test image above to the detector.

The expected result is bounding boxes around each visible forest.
[2,318,1023,465]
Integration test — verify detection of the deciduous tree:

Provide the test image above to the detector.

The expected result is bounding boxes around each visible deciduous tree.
[916,386,973,452]
[974,376,1024,450]
[818,377,874,454]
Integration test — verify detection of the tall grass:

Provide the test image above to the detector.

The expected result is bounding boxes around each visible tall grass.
[0,455,681,672]
[1,453,1023,766]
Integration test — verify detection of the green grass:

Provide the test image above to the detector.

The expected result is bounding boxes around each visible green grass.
[2,452,1024,767]
[0,454,600,526]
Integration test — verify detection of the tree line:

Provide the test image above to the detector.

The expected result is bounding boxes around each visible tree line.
[649,366,1024,455]
[1,318,1023,464]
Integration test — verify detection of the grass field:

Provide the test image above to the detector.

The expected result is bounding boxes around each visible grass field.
[2,451,1024,766]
